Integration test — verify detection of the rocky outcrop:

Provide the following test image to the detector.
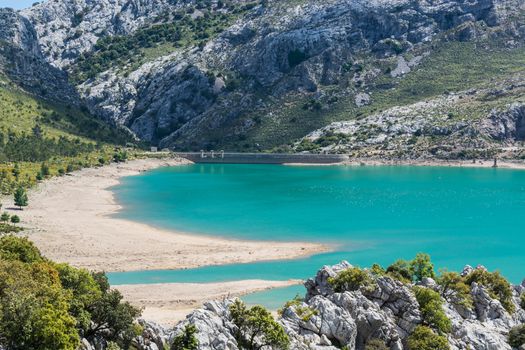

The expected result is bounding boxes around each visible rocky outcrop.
[0,8,79,105]
[152,262,525,350]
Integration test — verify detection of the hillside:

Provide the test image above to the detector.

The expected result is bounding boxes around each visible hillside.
[9,0,524,157]
[0,8,134,194]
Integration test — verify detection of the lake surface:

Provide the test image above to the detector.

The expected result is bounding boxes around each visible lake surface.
[108,164,525,307]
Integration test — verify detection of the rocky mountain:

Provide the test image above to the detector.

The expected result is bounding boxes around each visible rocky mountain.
[0,7,79,105]
[2,0,525,155]
[97,262,525,350]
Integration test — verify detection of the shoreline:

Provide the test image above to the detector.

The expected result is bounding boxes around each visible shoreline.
[5,158,328,273]
[284,158,525,169]
[115,279,301,326]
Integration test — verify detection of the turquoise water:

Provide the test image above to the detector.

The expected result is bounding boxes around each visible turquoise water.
[108,164,525,306]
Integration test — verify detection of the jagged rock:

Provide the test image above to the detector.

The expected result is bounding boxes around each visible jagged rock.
[0,8,79,105]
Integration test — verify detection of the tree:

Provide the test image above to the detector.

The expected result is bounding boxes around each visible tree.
[437,271,472,309]
[12,163,20,179]
[40,162,50,177]
[84,273,141,348]
[410,253,436,281]
[171,324,199,350]
[0,235,43,263]
[14,187,29,210]
[10,215,20,226]
[0,260,80,350]
[407,326,450,350]
[1,212,9,223]
[230,299,289,350]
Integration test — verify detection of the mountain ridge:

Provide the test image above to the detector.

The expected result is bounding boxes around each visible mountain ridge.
[2,0,525,155]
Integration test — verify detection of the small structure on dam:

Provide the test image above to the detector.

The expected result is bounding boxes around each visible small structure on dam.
[176,152,348,164]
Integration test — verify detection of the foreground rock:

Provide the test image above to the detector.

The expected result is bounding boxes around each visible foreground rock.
[121,262,525,350]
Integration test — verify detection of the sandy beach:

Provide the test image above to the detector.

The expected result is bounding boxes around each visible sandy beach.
[5,157,327,273]
[116,279,300,326]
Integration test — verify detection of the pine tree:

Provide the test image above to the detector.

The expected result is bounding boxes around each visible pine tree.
[14,187,28,210]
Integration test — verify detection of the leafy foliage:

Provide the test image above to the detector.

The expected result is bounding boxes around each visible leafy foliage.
[171,324,199,350]
[413,286,452,334]
[407,326,450,350]
[464,269,515,313]
[385,259,413,283]
[279,295,317,322]
[328,266,375,293]
[0,235,42,264]
[437,271,473,309]
[13,186,28,209]
[520,293,525,310]
[230,299,289,350]
[364,339,389,350]
[410,253,436,281]
[0,236,141,350]
[509,324,525,348]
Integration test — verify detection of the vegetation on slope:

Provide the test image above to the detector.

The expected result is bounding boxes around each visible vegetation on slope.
[224,40,525,151]
[0,235,140,350]
[71,1,261,81]
[0,74,138,194]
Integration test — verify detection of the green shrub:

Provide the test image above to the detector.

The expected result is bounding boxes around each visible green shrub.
[407,326,450,350]
[437,271,473,309]
[365,338,389,350]
[386,259,412,283]
[520,293,525,310]
[0,235,42,263]
[413,287,452,334]
[171,324,199,350]
[328,267,375,293]
[464,269,515,313]
[230,300,289,350]
[509,324,525,348]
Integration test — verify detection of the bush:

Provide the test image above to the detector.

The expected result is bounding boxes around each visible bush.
[171,324,199,350]
[509,324,525,348]
[328,267,375,293]
[413,287,452,334]
[407,326,450,350]
[386,259,412,283]
[464,269,515,313]
[521,293,525,310]
[437,271,473,309]
[0,235,42,263]
[230,300,289,350]
[365,338,389,350]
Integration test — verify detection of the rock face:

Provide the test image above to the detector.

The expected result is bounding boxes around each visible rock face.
[158,262,525,350]
[4,0,522,151]
[299,77,525,159]
[0,8,80,105]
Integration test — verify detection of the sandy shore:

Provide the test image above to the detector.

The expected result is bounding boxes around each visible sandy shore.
[116,279,300,326]
[5,158,327,272]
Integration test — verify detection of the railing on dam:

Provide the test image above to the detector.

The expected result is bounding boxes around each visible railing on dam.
[175,151,348,164]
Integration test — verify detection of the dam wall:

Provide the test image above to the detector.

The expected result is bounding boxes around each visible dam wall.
[176,152,348,164]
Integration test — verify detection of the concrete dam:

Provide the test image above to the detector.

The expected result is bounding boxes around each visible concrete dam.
[176,152,348,164]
